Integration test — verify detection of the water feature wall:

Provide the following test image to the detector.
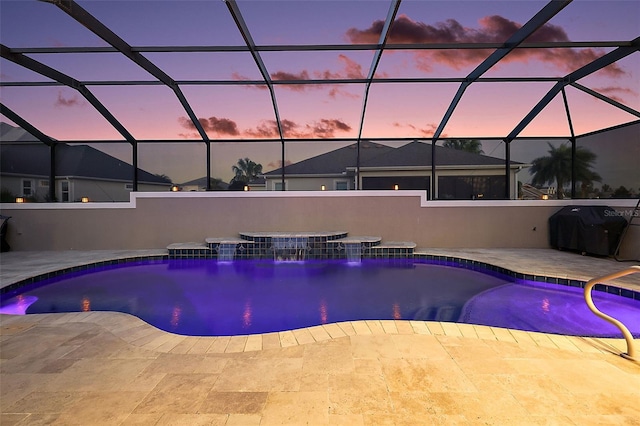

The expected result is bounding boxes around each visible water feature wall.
[344,242,362,263]
[168,232,417,261]
[271,236,309,261]
[217,243,237,261]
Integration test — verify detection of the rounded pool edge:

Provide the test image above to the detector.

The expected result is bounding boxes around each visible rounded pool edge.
[2,311,637,358]
[3,253,639,304]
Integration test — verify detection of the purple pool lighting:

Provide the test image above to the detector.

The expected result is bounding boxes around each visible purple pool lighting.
[1,259,638,338]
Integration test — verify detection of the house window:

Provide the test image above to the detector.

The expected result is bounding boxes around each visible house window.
[124,183,133,191]
[60,180,70,202]
[39,180,49,187]
[334,181,349,190]
[21,179,34,197]
[274,181,286,191]
[362,176,430,192]
[438,176,505,200]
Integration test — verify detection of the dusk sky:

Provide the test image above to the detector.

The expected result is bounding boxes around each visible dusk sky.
[1,0,638,184]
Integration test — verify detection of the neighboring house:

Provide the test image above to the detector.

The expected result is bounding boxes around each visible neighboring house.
[178,176,265,191]
[265,142,395,192]
[520,183,556,200]
[179,177,229,192]
[1,124,171,202]
[264,140,528,199]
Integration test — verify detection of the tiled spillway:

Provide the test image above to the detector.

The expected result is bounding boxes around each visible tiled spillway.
[167,231,417,261]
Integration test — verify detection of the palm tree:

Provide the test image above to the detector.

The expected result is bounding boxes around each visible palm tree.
[442,139,484,154]
[231,157,263,184]
[529,143,601,199]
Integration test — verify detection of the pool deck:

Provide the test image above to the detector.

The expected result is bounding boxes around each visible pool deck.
[1,249,639,425]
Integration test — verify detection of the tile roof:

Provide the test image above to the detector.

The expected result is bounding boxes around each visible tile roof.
[1,142,170,185]
[265,140,520,176]
[264,141,394,176]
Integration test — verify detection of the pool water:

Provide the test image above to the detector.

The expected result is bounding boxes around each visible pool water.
[1,259,639,337]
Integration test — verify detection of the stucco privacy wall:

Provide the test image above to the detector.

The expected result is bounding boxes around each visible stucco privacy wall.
[1,191,638,256]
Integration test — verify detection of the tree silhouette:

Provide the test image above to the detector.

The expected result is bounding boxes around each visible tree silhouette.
[442,139,484,155]
[529,143,601,199]
[612,185,632,198]
[231,158,263,184]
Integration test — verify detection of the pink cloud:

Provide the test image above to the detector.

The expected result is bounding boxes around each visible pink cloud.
[591,86,637,103]
[267,159,293,169]
[179,116,352,139]
[55,91,82,108]
[346,14,625,76]
[232,54,372,99]
[393,121,443,137]
[178,116,240,136]
[245,118,352,138]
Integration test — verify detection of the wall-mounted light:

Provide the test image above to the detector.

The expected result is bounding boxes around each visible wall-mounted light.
[321,185,326,191]
[393,184,399,190]
[243,185,250,191]
[81,197,89,203]
[15,197,25,203]
[170,185,179,192]
[541,194,549,200]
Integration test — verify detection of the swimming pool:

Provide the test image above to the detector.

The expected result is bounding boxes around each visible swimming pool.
[1,258,638,338]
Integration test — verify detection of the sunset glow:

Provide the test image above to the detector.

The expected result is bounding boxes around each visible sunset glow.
[1,0,637,183]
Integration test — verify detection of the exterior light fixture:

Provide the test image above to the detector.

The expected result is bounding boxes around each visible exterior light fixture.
[321,185,326,191]
[542,194,549,200]
[243,185,250,191]
[170,185,179,192]
[15,197,25,203]
[81,197,89,203]
[394,184,399,190]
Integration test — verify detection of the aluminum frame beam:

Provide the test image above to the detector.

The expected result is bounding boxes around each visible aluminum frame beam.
[0,77,569,88]
[430,0,571,199]
[42,0,213,188]
[1,105,57,199]
[355,0,401,190]
[506,36,640,141]
[1,103,58,200]
[0,45,135,144]
[570,82,640,118]
[224,0,287,189]
[10,40,633,55]
[1,43,140,190]
[431,0,572,142]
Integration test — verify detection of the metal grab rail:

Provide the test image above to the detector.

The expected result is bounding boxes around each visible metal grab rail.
[584,265,640,361]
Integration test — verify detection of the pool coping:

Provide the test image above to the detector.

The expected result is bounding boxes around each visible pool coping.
[1,250,639,357]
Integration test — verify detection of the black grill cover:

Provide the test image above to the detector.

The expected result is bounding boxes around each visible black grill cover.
[549,206,627,256]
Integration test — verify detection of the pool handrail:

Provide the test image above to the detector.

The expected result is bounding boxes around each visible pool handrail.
[584,265,639,361]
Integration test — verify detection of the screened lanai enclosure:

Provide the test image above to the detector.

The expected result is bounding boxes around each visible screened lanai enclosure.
[1,0,638,202]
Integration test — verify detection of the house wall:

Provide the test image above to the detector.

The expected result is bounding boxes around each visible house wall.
[0,176,169,202]
[267,169,520,198]
[71,180,169,202]
[0,175,50,201]
[267,177,352,191]
[1,192,638,259]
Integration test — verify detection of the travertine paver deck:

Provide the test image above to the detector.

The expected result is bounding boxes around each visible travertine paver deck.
[1,249,639,425]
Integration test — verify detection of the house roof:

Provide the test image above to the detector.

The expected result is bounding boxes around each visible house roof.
[0,122,35,142]
[180,176,230,189]
[264,141,395,176]
[1,141,170,185]
[265,140,522,177]
[363,141,517,168]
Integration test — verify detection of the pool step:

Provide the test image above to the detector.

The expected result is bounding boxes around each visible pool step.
[365,241,417,259]
[167,242,212,259]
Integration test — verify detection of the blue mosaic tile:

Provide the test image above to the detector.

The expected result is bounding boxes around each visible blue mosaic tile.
[606,286,621,296]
